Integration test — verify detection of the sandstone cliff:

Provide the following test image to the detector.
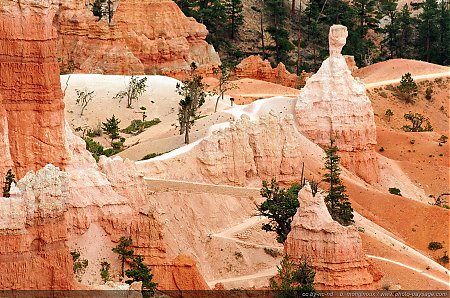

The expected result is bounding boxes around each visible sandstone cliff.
[0,0,68,178]
[284,184,379,289]
[295,25,379,183]
[235,55,308,89]
[55,0,220,75]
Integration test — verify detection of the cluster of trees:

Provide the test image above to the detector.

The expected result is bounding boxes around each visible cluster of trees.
[176,0,449,72]
[174,0,244,54]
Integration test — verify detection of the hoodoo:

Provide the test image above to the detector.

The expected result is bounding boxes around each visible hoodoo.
[295,25,379,184]
[284,184,380,289]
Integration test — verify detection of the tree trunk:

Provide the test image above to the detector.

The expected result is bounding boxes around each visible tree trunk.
[291,0,296,14]
[184,125,190,144]
[261,12,265,58]
[214,94,220,113]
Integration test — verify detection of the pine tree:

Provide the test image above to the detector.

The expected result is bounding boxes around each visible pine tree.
[125,255,158,295]
[437,0,450,65]
[397,4,416,59]
[257,178,301,244]
[2,169,16,198]
[102,115,121,145]
[112,236,134,278]
[397,72,418,103]
[265,0,294,66]
[416,0,440,63]
[380,0,400,58]
[351,0,379,65]
[176,62,207,144]
[270,254,315,296]
[322,140,354,226]
[224,0,244,40]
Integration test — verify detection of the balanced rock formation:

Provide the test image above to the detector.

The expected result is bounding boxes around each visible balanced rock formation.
[295,25,379,183]
[55,0,220,75]
[284,184,379,289]
[235,55,308,88]
[0,0,68,178]
[138,114,305,186]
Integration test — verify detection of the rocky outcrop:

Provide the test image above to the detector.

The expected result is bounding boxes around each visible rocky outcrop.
[55,0,220,75]
[295,25,379,183]
[138,114,305,186]
[235,55,308,88]
[284,184,380,289]
[0,165,73,290]
[0,0,68,178]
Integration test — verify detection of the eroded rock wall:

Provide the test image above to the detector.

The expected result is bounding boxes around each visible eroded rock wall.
[235,55,308,88]
[284,185,380,289]
[55,0,220,75]
[0,0,68,178]
[138,114,305,186]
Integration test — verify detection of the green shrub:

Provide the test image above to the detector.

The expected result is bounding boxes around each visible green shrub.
[264,247,281,258]
[388,188,402,196]
[379,147,385,152]
[84,137,104,162]
[397,73,418,103]
[71,250,88,281]
[121,118,161,135]
[428,241,443,251]
[100,261,111,283]
[439,252,449,264]
[379,91,388,98]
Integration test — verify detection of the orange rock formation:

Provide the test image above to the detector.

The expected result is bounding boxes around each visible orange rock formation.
[55,0,220,75]
[235,55,308,89]
[0,0,68,178]
[0,0,209,290]
[285,184,380,289]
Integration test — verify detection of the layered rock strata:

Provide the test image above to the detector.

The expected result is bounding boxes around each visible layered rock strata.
[235,55,308,88]
[138,114,305,186]
[284,184,379,289]
[0,0,68,178]
[0,165,73,290]
[295,25,379,183]
[55,0,220,75]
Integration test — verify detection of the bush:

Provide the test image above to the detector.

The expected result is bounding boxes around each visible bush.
[71,250,88,281]
[84,137,104,162]
[388,188,402,196]
[379,147,385,152]
[264,248,281,258]
[141,152,163,160]
[402,112,433,132]
[100,261,111,283]
[438,135,448,144]
[428,241,443,251]
[270,255,315,295]
[438,252,449,264]
[379,91,388,98]
[85,123,102,137]
[425,87,433,100]
[410,139,415,144]
[121,118,161,135]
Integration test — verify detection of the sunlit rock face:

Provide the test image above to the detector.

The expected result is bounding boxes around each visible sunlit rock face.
[284,184,380,289]
[295,25,379,184]
[0,0,68,178]
[54,0,220,75]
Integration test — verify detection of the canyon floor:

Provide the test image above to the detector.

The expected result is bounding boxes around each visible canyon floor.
[62,58,450,290]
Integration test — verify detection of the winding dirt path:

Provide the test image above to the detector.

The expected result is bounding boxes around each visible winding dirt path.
[364,72,449,88]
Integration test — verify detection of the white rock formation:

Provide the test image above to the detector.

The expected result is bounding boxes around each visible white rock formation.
[295,25,379,183]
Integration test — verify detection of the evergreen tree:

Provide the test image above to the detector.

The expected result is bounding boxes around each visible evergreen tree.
[102,115,121,145]
[322,140,354,226]
[265,0,294,66]
[397,72,418,103]
[351,0,379,65]
[416,0,440,63]
[125,255,158,295]
[270,254,315,297]
[257,178,301,244]
[176,62,207,144]
[397,4,416,59]
[437,0,450,65]
[224,0,244,40]
[112,236,134,278]
[380,0,400,58]
[2,169,15,198]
